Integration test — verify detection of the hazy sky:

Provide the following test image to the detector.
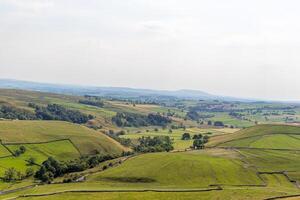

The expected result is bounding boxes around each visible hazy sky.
[1,0,300,100]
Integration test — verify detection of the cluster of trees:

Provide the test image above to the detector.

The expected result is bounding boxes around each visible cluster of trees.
[213,121,224,127]
[207,120,224,127]
[134,136,174,153]
[32,103,94,124]
[192,134,209,149]
[193,134,209,149]
[35,154,116,183]
[181,133,209,149]
[3,167,34,182]
[112,112,171,127]
[0,103,93,124]
[78,99,104,108]
[13,146,26,157]
[0,105,36,120]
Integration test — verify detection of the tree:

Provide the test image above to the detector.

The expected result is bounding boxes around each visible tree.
[214,121,224,127]
[193,134,202,140]
[203,135,209,143]
[181,133,191,140]
[193,139,204,149]
[20,146,26,153]
[25,168,34,177]
[3,168,22,182]
[28,157,36,165]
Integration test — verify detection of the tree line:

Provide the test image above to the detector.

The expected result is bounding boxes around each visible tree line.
[0,104,93,124]
[112,112,171,127]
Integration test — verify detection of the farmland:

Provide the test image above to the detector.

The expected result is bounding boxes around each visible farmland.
[0,89,300,199]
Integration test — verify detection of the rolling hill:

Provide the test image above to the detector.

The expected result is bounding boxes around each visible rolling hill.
[208,124,300,148]
[0,120,127,156]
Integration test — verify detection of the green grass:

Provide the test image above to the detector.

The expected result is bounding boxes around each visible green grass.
[209,112,255,128]
[11,189,299,200]
[260,173,296,188]
[0,144,11,157]
[88,150,263,189]
[0,156,33,177]
[121,128,236,150]
[286,171,300,182]
[209,124,300,147]
[221,134,300,149]
[0,120,127,156]
[238,149,300,172]
[6,140,80,164]
[0,140,81,177]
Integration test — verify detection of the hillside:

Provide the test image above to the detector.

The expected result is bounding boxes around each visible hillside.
[0,120,127,156]
[88,149,263,188]
[208,124,300,148]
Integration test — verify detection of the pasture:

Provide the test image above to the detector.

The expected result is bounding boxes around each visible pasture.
[0,120,127,155]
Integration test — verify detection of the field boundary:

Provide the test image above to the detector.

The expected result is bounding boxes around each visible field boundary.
[7,187,223,199]
[2,139,82,156]
[264,194,300,200]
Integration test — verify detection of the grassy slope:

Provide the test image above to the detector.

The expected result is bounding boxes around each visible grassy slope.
[88,149,263,189]
[207,124,300,147]
[0,120,127,155]
[0,144,11,157]
[1,149,299,200]
[0,140,81,177]
[6,140,80,163]
[238,149,300,172]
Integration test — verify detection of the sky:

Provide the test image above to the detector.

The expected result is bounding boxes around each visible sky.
[0,0,300,101]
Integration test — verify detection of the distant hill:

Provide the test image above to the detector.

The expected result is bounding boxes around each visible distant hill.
[0,79,247,101]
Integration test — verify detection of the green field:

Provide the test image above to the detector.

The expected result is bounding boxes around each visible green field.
[6,140,80,163]
[208,124,300,147]
[0,144,11,157]
[0,120,127,155]
[121,128,239,150]
[0,148,299,200]
[221,134,300,149]
[88,150,263,188]
[0,140,80,176]
[238,149,300,172]
[1,88,300,199]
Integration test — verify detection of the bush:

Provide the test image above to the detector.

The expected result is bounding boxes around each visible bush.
[28,157,36,165]
[214,121,224,127]
[25,168,34,177]
[181,133,191,140]
[3,168,22,182]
